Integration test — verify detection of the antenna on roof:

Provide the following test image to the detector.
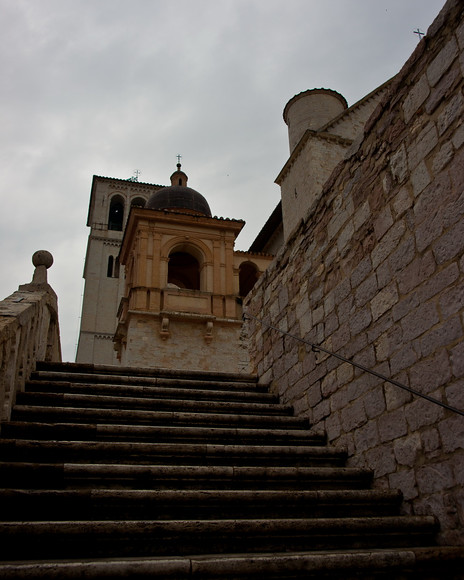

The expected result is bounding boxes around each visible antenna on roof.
[413,28,425,40]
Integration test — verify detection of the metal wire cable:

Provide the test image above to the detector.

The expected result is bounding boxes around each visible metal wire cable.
[243,311,464,417]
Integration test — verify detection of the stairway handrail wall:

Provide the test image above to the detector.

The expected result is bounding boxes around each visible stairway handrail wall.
[0,252,61,426]
[244,312,464,417]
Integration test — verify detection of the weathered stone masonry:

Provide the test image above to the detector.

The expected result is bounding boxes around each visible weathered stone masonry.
[246,0,464,545]
[0,251,61,425]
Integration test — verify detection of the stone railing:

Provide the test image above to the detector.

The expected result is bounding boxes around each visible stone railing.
[0,251,61,426]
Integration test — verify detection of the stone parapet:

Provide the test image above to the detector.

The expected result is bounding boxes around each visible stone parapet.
[0,251,61,424]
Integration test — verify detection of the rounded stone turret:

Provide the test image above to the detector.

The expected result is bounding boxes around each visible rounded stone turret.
[283,88,348,153]
[145,164,212,217]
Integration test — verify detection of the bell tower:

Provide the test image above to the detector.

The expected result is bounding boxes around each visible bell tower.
[76,175,163,364]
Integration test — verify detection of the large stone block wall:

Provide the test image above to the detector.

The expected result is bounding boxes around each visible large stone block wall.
[246,0,464,545]
[120,313,249,374]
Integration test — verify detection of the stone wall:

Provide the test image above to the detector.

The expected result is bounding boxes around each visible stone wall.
[0,252,61,425]
[120,313,248,374]
[246,0,464,545]
[278,132,351,243]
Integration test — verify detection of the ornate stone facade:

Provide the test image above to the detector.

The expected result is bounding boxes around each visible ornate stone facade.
[77,168,273,371]
[114,166,272,372]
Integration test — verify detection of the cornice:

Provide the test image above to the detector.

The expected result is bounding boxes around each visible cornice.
[93,175,165,191]
[234,250,275,258]
[130,207,245,228]
[94,334,114,341]
[90,235,122,246]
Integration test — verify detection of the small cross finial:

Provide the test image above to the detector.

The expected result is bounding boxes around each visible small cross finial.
[134,169,141,181]
[414,28,425,40]
[176,154,182,167]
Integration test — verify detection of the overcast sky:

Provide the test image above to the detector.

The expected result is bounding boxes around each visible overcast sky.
[0,0,445,362]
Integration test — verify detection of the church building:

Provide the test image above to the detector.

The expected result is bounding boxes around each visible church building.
[76,164,273,372]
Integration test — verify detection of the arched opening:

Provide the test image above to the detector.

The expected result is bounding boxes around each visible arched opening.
[108,196,124,231]
[107,256,114,278]
[168,251,200,290]
[239,261,260,297]
[131,197,146,208]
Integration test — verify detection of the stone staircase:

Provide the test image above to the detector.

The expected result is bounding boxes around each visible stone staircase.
[0,362,462,578]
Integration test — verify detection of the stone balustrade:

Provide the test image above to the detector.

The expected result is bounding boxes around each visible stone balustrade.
[0,251,61,426]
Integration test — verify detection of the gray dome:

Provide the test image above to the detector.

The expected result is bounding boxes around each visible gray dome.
[145,164,212,217]
[146,185,211,216]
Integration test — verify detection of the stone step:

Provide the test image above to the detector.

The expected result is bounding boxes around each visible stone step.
[0,462,374,490]
[0,517,438,561]
[32,368,263,392]
[1,547,463,579]
[0,439,347,467]
[35,361,259,385]
[2,547,461,579]
[16,391,292,416]
[0,489,403,521]
[2,361,456,576]
[25,379,277,403]
[11,405,309,429]
[2,421,325,444]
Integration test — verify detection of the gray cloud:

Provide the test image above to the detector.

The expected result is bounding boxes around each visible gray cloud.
[0,0,445,360]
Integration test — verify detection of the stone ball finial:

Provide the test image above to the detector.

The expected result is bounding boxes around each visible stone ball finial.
[32,250,54,269]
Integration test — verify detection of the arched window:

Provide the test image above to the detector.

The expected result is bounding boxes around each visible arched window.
[114,257,120,278]
[131,197,146,209]
[108,196,124,231]
[168,251,200,290]
[239,261,260,297]
[107,256,114,278]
